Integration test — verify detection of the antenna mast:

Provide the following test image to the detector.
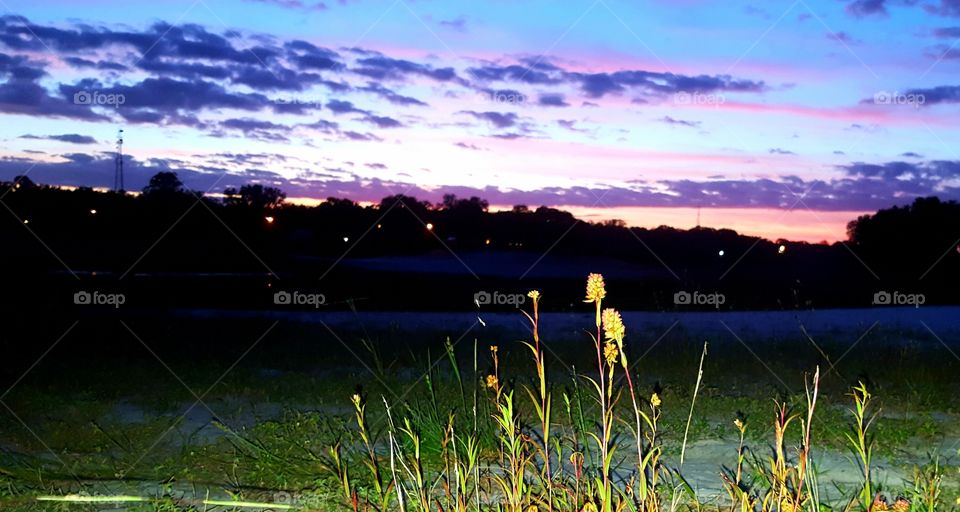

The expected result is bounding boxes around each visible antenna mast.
[114,129,124,192]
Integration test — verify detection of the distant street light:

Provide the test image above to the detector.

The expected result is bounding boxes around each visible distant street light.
[264,216,275,224]
[90,209,97,215]
[426,223,434,231]
[718,250,725,256]
[343,236,349,243]
[778,244,786,254]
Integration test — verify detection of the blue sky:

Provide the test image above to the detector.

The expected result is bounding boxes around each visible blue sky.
[1,0,959,241]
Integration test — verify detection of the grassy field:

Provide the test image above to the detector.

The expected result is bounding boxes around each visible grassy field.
[1,276,959,511]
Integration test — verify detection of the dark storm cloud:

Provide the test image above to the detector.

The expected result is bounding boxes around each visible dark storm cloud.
[231,66,323,91]
[341,131,381,141]
[0,14,771,143]
[903,85,960,104]
[353,56,460,82]
[0,16,278,65]
[326,99,366,114]
[221,117,291,132]
[284,40,346,70]
[537,93,569,107]
[925,0,960,16]
[439,17,468,32]
[0,52,105,120]
[243,0,329,11]
[659,116,701,128]
[459,110,519,128]
[136,59,233,80]
[20,133,98,144]
[467,63,562,85]
[465,58,765,99]
[932,26,960,37]
[1,154,959,211]
[61,77,269,112]
[573,70,766,99]
[845,0,888,17]
[362,114,403,128]
[358,82,428,106]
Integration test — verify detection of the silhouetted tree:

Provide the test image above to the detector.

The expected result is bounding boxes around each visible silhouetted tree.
[440,194,489,214]
[379,194,432,217]
[12,175,36,190]
[224,184,286,210]
[323,197,359,209]
[142,172,185,196]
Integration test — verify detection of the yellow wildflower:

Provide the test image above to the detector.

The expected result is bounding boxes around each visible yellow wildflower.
[601,308,625,344]
[650,392,662,407]
[734,418,745,431]
[584,273,606,303]
[603,341,619,365]
[891,497,909,512]
[485,374,499,389]
[871,495,889,512]
[351,393,362,408]
[490,345,498,354]
[527,290,541,301]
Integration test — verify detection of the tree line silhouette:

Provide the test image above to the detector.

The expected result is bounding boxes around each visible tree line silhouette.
[1,172,957,310]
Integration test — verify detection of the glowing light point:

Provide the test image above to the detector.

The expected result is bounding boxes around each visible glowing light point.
[343,236,349,243]
[485,239,491,245]
[23,219,29,224]
[377,224,382,229]
[90,209,97,215]
[264,216,275,224]
[718,250,725,257]
[778,244,786,254]
[426,222,434,231]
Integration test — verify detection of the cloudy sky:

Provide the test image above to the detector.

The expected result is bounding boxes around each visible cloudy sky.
[1,0,959,241]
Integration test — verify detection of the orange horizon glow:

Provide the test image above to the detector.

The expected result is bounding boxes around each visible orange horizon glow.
[287,196,863,243]
[554,205,866,243]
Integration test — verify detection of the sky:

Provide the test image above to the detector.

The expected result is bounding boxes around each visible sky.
[1,0,959,242]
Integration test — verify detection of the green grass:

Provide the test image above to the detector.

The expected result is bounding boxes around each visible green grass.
[2,279,960,510]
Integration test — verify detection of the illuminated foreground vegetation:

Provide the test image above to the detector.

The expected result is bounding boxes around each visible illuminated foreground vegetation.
[1,274,958,511]
[302,275,951,512]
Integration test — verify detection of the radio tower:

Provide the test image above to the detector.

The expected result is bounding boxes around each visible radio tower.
[114,129,125,192]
